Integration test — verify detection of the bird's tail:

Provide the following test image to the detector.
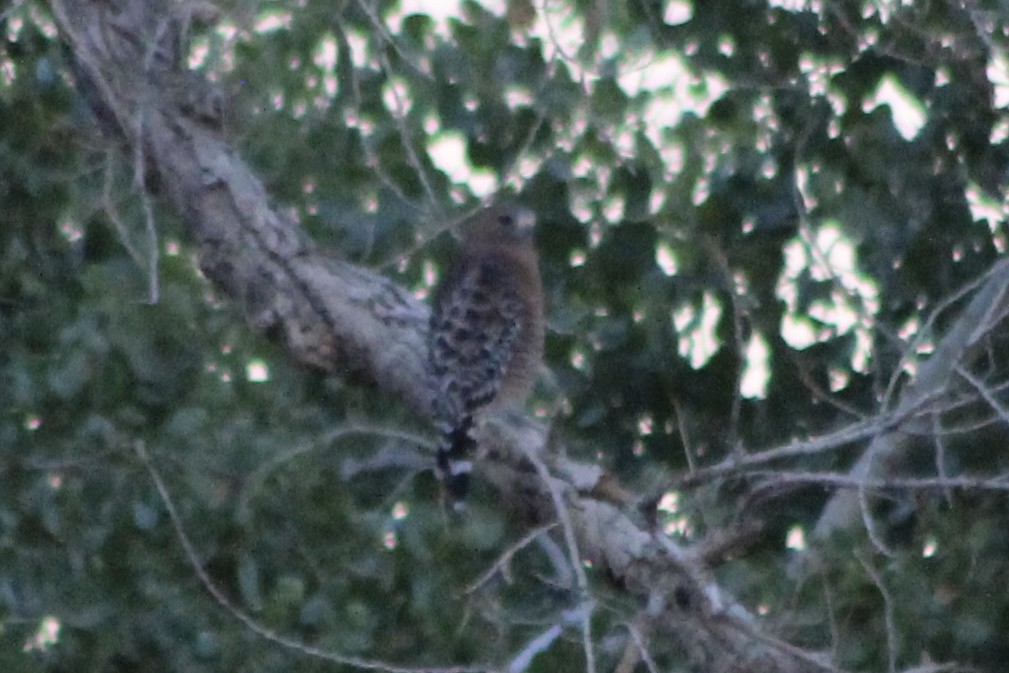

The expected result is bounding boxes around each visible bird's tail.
[436,418,475,511]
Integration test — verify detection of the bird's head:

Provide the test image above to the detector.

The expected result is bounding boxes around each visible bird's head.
[461,202,536,248]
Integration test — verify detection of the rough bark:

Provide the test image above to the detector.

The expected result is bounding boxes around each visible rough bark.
[814,258,1009,540]
[51,0,432,419]
[48,1,842,671]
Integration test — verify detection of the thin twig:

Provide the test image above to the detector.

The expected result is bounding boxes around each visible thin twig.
[786,348,868,419]
[103,157,147,267]
[723,613,849,673]
[930,412,955,507]
[139,188,160,303]
[955,364,1009,427]
[371,44,442,219]
[822,575,840,664]
[353,0,432,81]
[133,31,160,302]
[858,463,896,558]
[748,469,1009,492]
[856,552,897,673]
[0,0,28,21]
[332,14,415,209]
[237,423,434,521]
[134,439,489,673]
[463,523,558,595]
[671,397,697,473]
[623,620,659,673]
[882,259,1009,412]
[517,443,596,673]
[702,235,746,448]
[675,397,937,488]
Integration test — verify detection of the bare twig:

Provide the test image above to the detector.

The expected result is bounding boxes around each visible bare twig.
[103,155,148,267]
[353,0,432,81]
[518,442,596,673]
[859,464,896,559]
[1,0,28,21]
[371,45,442,218]
[237,423,435,521]
[134,439,491,673]
[138,186,160,302]
[623,620,660,673]
[675,397,936,489]
[702,235,747,448]
[748,469,1009,493]
[786,348,868,419]
[671,397,698,473]
[955,364,1009,427]
[331,14,419,212]
[931,412,955,507]
[506,608,592,673]
[463,523,558,595]
[857,552,897,673]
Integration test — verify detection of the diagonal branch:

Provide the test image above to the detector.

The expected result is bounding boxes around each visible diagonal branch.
[813,257,1009,539]
[51,0,433,419]
[47,1,856,671]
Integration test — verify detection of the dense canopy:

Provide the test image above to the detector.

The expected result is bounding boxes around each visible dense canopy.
[2,1,1009,672]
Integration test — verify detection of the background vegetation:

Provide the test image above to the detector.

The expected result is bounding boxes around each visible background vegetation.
[2,0,1009,671]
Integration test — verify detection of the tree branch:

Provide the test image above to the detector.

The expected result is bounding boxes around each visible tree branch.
[51,0,432,419]
[813,257,1009,539]
[47,1,881,671]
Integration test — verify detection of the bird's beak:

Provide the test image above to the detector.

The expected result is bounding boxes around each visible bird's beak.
[513,206,536,238]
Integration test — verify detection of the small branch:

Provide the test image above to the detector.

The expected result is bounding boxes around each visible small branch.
[518,441,596,673]
[748,469,1009,493]
[370,38,442,218]
[134,439,491,673]
[502,604,598,673]
[622,620,659,673]
[857,552,897,673]
[675,400,931,489]
[463,523,558,595]
[930,412,955,507]
[237,423,435,523]
[859,467,896,559]
[955,364,1009,427]
[671,397,698,473]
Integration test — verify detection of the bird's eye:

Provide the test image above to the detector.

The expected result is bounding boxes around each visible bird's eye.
[498,215,514,228]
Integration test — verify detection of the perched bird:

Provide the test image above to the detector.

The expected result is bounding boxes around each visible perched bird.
[428,203,544,508]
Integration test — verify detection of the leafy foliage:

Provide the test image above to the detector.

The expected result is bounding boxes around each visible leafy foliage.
[3,0,1009,671]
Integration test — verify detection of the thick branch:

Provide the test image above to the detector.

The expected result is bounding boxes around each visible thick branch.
[813,258,1009,539]
[51,0,431,419]
[49,1,835,671]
